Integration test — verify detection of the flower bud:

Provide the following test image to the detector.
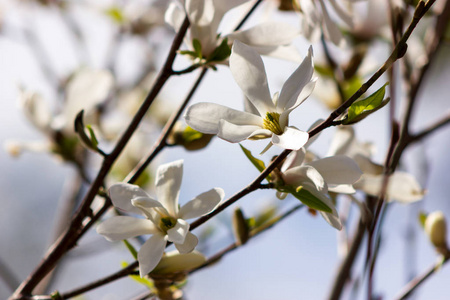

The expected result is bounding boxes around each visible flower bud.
[425,211,448,254]
[232,207,250,246]
[168,122,213,151]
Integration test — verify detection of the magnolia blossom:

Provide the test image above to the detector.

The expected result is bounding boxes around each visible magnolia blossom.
[6,69,113,156]
[97,160,224,277]
[327,126,425,202]
[297,0,355,46]
[165,0,303,64]
[277,135,362,230]
[185,41,316,153]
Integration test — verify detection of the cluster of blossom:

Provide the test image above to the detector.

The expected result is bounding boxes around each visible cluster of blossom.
[4,0,448,299]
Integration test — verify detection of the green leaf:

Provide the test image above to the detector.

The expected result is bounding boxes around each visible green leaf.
[207,38,231,63]
[418,211,428,229]
[121,261,154,289]
[74,110,98,152]
[178,50,198,58]
[282,186,332,213]
[86,125,99,149]
[105,7,125,24]
[239,144,266,173]
[192,38,203,58]
[123,240,138,260]
[346,82,389,123]
[343,97,390,125]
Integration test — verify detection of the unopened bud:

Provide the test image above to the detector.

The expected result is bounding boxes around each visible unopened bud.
[425,211,448,254]
[232,207,250,246]
[168,123,213,151]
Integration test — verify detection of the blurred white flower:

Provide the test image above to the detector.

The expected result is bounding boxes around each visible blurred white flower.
[327,126,425,203]
[19,69,113,136]
[277,133,362,230]
[185,41,315,154]
[97,160,224,277]
[165,0,303,64]
[297,0,355,46]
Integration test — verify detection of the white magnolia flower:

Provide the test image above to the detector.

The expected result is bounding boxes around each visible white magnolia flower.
[97,160,224,277]
[185,41,316,153]
[277,135,362,230]
[19,69,114,136]
[165,0,303,64]
[297,0,355,46]
[327,126,425,202]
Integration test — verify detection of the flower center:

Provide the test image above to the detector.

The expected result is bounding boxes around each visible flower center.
[159,216,177,232]
[263,112,283,135]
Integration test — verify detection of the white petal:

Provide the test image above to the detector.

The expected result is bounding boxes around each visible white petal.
[212,0,249,18]
[175,231,199,254]
[138,233,167,277]
[283,165,326,192]
[318,0,344,46]
[279,79,316,129]
[230,40,275,116]
[226,22,300,47]
[165,2,185,31]
[109,183,150,215]
[387,172,425,202]
[327,0,354,27]
[63,69,113,131]
[319,210,343,230]
[354,154,384,175]
[185,102,262,134]
[327,126,354,156]
[296,120,321,151]
[179,188,224,219]
[329,184,356,194]
[155,160,184,216]
[218,120,270,143]
[152,250,206,274]
[355,172,425,203]
[249,44,304,63]
[259,141,273,155]
[281,148,306,173]
[19,90,52,132]
[186,0,214,26]
[132,197,168,224]
[96,216,157,241]
[307,155,362,185]
[277,46,314,111]
[271,127,309,150]
[167,219,190,244]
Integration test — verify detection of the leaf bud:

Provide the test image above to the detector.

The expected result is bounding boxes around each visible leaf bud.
[425,211,449,255]
[232,207,250,246]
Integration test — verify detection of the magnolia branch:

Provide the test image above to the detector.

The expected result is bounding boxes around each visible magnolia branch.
[393,256,450,300]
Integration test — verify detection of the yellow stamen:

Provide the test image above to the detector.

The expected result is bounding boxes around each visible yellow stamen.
[263,112,283,135]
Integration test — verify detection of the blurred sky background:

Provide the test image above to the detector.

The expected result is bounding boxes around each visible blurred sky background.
[1,0,450,299]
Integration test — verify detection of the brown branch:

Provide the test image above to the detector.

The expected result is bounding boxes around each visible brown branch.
[10,16,191,299]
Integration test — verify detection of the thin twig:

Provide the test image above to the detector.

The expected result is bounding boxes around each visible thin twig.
[393,256,449,300]
[125,68,208,184]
